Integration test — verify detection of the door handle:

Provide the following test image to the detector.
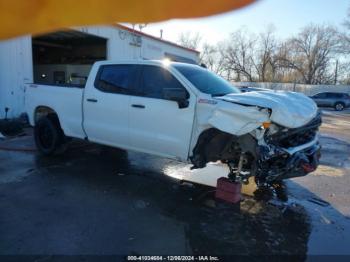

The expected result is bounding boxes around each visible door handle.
[86,98,98,103]
[131,104,145,109]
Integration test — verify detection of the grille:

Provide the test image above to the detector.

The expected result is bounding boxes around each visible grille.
[277,128,317,148]
[268,112,321,148]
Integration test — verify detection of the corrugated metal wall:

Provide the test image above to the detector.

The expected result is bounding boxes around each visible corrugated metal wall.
[0,36,33,118]
[0,26,199,119]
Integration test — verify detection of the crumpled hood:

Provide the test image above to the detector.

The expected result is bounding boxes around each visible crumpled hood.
[217,90,318,128]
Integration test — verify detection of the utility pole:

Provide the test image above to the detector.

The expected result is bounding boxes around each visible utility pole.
[334,60,338,85]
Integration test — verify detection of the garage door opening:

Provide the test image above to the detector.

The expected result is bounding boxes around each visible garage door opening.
[32,30,107,86]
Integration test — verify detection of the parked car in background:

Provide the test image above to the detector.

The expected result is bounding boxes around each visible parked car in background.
[310,92,350,111]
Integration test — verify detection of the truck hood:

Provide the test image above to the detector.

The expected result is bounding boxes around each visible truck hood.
[217,90,318,128]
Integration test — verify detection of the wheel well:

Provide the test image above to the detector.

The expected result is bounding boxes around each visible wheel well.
[190,128,237,168]
[34,106,58,124]
[190,128,258,170]
[335,101,345,105]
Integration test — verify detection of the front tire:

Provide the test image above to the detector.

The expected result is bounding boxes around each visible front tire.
[34,115,66,155]
[334,102,345,111]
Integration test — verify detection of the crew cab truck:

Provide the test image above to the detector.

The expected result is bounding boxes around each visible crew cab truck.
[25,60,322,191]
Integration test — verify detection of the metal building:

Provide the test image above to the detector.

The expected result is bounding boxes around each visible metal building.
[0,24,199,119]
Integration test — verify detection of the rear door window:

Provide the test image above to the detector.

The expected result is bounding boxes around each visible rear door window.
[328,93,343,98]
[95,65,136,94]
[325,93,335,98]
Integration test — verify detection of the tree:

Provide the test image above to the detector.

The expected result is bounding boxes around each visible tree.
[178,22,343,85]
[336,7,350,84]
[221,29,257,82]
[277,24,339,84]
[199,42,225,75]
[220,27,280,82]
[340,8,350,54]
[177,31,202,50]
[274,42,303,83]
[254,26,278,82]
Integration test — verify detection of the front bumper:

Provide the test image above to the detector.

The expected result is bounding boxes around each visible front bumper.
[256,140,321,183]
[255,112,322,183]
[279,142,321,179]
[255,123,321,183]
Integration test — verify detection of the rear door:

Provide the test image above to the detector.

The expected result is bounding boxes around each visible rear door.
[323,93,336,107]
[332,93,344,105]
[83,64,137,149]
[128,65,196,161]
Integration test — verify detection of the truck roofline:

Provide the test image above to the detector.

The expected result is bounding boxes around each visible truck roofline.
[93,60,199,68]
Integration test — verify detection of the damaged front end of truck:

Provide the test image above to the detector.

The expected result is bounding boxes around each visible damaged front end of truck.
[190,91,322,191]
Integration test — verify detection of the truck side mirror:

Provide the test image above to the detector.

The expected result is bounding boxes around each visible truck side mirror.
[163,88,189,109]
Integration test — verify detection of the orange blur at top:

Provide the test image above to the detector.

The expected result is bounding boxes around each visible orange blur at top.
[0,0,256,40]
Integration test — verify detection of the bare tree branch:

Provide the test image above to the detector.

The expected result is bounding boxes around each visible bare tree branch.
[276,24,338,84]
[177,31,202,50]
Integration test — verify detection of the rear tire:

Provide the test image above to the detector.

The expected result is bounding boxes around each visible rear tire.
[334,102,345,111]
[34,115,66,155]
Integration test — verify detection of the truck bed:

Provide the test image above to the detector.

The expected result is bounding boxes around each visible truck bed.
[25,83,86,139]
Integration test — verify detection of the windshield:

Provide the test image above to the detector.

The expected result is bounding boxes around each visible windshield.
[173,64,240,96]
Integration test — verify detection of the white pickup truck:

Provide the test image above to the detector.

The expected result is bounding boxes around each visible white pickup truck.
[25,60,321,190]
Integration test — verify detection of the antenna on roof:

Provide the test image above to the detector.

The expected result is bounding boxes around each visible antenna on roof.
[160,29,163,39]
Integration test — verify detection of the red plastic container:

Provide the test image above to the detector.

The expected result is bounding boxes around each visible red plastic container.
[215,177,242,204]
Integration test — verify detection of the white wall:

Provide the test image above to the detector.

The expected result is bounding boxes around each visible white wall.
[0,26,199,119]
[0,36,32,118]
[79,26,199,63]
[142,36,199,62]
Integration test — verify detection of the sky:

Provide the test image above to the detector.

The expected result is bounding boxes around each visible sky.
[137,0,349,49]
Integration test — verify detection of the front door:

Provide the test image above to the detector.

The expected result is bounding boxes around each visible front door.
[128,65,195,161]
